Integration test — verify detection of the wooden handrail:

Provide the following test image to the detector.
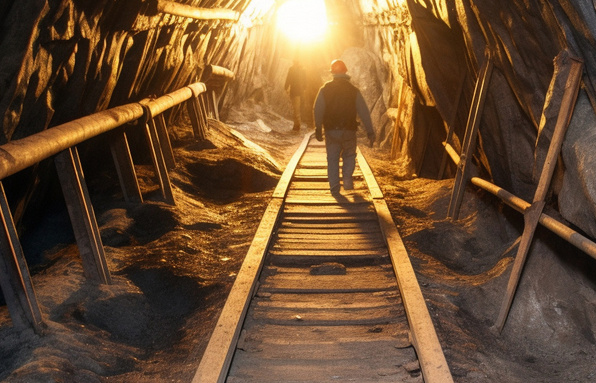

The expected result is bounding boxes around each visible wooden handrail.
[157,0,239,21]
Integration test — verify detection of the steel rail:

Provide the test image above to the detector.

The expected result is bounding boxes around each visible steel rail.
[443,142,596,260]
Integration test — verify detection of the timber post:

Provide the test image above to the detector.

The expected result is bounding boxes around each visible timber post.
[109,128,143,203]
[0,182,45,332]
[54,147,112,284]
[187,82,209,140]
[201,65,235,121]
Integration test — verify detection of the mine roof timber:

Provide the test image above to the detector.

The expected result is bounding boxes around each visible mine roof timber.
[157,0,240,21]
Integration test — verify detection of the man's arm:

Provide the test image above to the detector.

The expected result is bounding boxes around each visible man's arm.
[356,91,375,146]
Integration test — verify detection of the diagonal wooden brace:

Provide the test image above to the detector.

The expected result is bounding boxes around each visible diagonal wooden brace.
[142,116,175,205]
[55,147,112,284]
[109,128,143,203]
[495,51,583,332]
[495,200,544,332]
[0,182,44,332]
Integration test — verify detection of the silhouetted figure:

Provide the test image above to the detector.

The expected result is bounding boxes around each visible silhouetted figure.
[313,59,375,194]
[285,59,307,131]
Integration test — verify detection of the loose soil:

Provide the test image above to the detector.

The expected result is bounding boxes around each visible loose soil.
[1,104,595,382]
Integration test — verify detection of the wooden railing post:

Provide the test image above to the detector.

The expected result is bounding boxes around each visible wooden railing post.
[187,82,209,140]
[0,182,44,332]
[54,147,111,284]
[109,128,143,203]
[141,114,176,205]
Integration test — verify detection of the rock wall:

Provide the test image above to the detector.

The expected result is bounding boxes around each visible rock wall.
[359,0,596,237]
[0,0,247,142]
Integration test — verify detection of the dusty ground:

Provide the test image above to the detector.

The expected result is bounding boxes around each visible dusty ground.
[1,103,596,382]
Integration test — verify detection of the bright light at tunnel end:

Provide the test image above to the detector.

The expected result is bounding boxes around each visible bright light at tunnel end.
[276,0,328,43]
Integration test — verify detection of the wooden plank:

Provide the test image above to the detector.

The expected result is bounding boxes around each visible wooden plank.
[250,306,403,326]
[192,199,283,383]
[54,147,111,284]
[252,291,401,308]
[259,266,397,293]
[295,169,363,177]
[227,360,410,383]
[276,232,384,241]
[239,322,410,343]
[357,149,384,199]
[272,241,386,251]
[289,182,330,190]
[268,249,388,258]
[285,194,371,204]
[284,203,374,213]
[374,198,453,383]
[278,224,378,231]
[283,213,378,222]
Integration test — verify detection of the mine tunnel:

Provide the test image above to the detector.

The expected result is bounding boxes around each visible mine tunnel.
[1,0,596,381]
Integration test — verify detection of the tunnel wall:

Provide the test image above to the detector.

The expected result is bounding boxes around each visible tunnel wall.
[360,0,596,238]
[0,0,247,142]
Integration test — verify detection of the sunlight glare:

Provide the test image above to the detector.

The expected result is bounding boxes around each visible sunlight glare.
[240,0,276,28]
[276,0,328,43]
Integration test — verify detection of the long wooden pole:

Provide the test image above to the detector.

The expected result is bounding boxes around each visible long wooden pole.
[495,53,583,332]
[157,0,239,21]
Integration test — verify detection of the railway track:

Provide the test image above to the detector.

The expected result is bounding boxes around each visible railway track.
[193,134,453,383]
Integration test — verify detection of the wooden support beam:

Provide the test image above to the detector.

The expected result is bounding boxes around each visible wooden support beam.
[447,50,493,220]
[156,0,239,21]
[495,52,583,332]
[142,117,175,205]
[187,82,208,140]
[209,91,220,120]
[153,114,176,169]
[109,129,143,203]
[187,98,206,140]
[54,147,111,284]
[0,182,44,332]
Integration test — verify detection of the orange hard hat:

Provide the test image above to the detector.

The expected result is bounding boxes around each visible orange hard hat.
[330,59,348,74]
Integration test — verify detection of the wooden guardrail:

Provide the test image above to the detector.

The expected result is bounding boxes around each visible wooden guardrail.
[0,75,229,333]
[442,49,595,332]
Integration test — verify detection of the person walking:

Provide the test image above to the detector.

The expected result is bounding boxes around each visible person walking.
[285,59,307,132]
[313,59,375,194]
